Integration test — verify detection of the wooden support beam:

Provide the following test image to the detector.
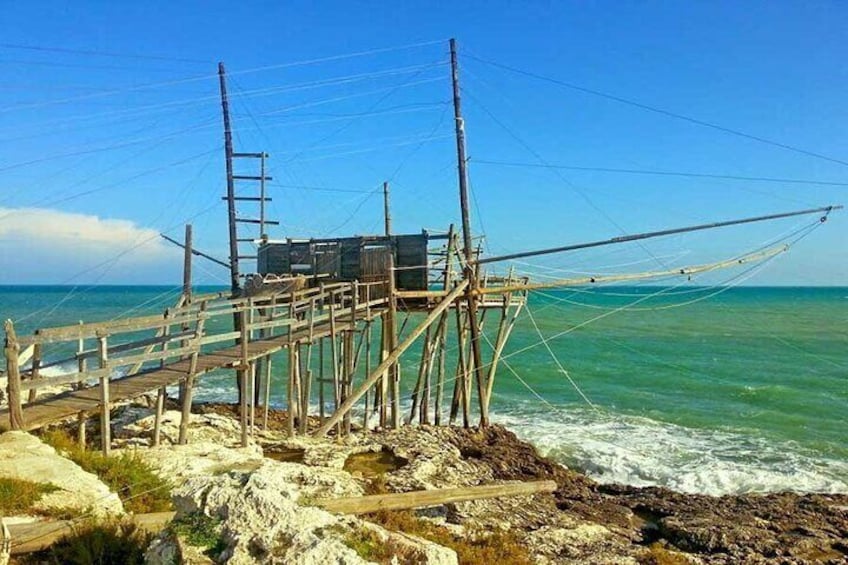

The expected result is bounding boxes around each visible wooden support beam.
[8,511,177,556]
[153,386,165,447]
[238,309,250,448]
[97,335,110,456]
[313,480,557,515]
[314,280,468,437]
[4,320,24,431]
[387,254,400,429]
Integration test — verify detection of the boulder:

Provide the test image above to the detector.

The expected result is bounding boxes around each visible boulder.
[0,431,122,517]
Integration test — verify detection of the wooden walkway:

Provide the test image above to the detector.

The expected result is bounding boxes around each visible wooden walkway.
[1,309,385,432]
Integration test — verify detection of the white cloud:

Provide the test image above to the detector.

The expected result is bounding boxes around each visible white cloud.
[0,207,182,283]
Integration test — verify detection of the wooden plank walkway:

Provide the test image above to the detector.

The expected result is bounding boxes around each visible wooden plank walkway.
[0,309,387,432]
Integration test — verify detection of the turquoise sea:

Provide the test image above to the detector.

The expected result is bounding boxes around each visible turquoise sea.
[2,285,846,495]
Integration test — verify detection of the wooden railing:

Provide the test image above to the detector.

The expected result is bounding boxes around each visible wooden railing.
[3,280,390,433]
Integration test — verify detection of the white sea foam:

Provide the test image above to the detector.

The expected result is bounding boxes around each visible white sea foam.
[493,405,848,496]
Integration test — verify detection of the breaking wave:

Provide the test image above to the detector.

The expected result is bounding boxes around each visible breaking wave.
[493,404,848,496]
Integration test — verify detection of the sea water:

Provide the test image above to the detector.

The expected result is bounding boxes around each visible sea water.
[2,285,845,496]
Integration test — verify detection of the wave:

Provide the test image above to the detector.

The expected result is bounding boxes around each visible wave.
[493,404,848,496]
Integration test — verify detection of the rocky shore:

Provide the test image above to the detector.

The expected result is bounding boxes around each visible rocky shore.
[2,401,846,564]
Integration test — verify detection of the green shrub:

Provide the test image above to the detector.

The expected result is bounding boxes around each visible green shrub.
[0,477,57,515]
[40,520,153,565]
[170,511,226,556]
[41,430,172,514]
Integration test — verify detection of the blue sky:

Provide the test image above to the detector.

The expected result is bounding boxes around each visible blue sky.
[0,1,845,285]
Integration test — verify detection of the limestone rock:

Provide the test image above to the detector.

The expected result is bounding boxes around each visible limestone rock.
[0,431,122,516]
[131,441,265,487]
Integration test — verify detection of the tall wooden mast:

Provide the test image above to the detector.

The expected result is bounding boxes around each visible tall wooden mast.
[218,62,240,293]
[449,38,489,426]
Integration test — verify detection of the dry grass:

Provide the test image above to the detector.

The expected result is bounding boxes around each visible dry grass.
[20,520,154,565]
[360,478,531,565]
[641,542,693,565]
[41,430,172,514]
[0,477,57,516]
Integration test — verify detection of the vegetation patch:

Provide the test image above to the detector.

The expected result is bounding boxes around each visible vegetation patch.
[170,511,227,557]
[640,542,692,565]
[341,525,414,563]
[19,520,153,565]
[360,477,529,565]
[0,477,57,516]
[343,448,407,478]
[41,430,172,514]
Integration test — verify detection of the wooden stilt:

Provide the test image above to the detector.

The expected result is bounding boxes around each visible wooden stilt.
[287,345,297,437]
[153,386,165,446]
[97,335,111,456]
[4,320,24,431]
[77,411,86,449]
[238,309,250,448]
[363,320,372,430]
[314,280,468,436]
[262,355,272,431]
[408,326,431,424]
[318,338,325,422]
[387,254,400,429]
[343,329,354,435]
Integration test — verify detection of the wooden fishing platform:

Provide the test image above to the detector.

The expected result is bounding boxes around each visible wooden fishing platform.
[2,37,840,458]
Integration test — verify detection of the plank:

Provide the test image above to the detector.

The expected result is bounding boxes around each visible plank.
[314,480,557,514]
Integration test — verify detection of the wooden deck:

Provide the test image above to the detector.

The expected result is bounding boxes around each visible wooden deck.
[1,310,385,432]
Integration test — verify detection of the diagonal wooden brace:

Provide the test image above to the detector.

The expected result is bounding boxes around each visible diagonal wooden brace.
[314,280,468,436]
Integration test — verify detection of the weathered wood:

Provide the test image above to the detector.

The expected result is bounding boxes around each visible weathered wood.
[8,511,177,555]
[484,296,524,411]
[263,355,273,431]
[287,346,297,437]
[153,386,165,447]
[314,480,557,515]
[238,309,250,448]
[4,320,24,430]
[314,280,468,437]
[77,411,86,448]
[387,253,400,429]
[27,343,41,403]
[97,336,110,456]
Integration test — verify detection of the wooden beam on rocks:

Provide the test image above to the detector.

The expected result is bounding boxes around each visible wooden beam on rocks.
[7,512,176,555]
[314,280,469,437]
[313,480,557,515]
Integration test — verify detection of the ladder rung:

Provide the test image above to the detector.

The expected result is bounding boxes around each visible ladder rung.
[237,238,257,242]
[238,255,258,259]
[235,218,280,225]
[233,152,266,158]
[233,175,273,181]
[221,196,273,201]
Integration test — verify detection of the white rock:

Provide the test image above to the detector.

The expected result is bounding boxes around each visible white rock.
[0,431,123,516]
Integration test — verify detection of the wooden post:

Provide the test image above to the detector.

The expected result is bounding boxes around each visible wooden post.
[27,343,41,403]
[77,411,86,448]
[97,335,111,456]
[387,253,401,429]
[363,320,372,430]
[182,224,193,300]
[238,309,250,448]
[408,327,431,424]
[152,387,165,447]
[4,320,24,431]
[318,338,325,423]
[287,345,297,436]
[484,295,524,412]
[383,181,392,236]
[262,355,273,431]
[343,329,354,436]
[314,280,468,437]
[449,38,489,427]
[178,303,205,445]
